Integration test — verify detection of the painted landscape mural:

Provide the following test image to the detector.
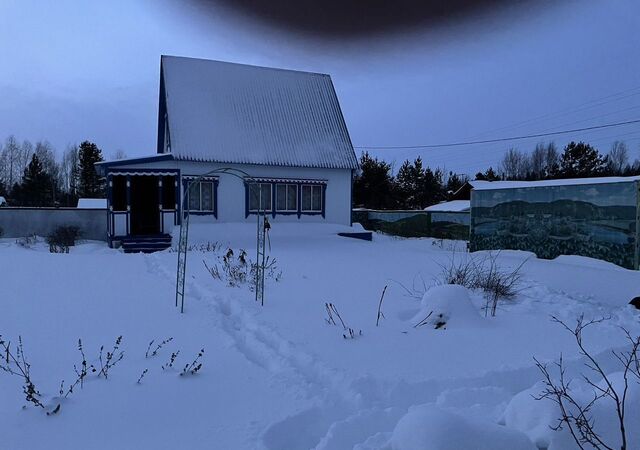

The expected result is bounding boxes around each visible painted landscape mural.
[353,210,470,240]
[470,182,638,269]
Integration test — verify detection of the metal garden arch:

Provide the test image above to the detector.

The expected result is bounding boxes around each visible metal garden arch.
[175,167,269,313]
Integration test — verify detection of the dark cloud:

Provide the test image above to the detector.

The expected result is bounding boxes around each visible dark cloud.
[188,0,546,38]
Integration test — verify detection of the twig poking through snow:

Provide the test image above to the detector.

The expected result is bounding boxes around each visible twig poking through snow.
[161,351,180,371]
[97,336,124,379]
[180,349,204,376]
[325,303,346,329]
[376,285,388,327]
[413,311,434,328]
[145,337,173,358]
[136,369,148,384]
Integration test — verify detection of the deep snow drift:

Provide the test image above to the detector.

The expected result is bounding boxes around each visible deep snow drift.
[1,223,639,449]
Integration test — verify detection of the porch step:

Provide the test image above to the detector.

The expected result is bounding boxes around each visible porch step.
[120,234,173,253]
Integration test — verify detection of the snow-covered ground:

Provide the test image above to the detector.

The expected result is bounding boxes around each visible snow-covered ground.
[1,224,639,449]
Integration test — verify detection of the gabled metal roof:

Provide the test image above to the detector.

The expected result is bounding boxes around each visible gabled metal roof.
[158,55,359,170]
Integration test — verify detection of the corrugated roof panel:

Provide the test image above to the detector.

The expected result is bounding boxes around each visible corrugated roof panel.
[161,56,359,170]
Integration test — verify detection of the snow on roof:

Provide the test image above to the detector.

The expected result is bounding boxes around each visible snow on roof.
[160,55,359,170]
[77,198,107,209]
[471,176,640,191]
[424,200,470,212]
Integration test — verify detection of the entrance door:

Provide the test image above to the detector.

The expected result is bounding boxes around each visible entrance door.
[130,176,160,235]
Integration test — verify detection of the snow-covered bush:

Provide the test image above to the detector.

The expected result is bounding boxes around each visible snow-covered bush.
[46,225,81,253]
[437,251,525,316]
[411,284,482,330]
[389,404,536,450]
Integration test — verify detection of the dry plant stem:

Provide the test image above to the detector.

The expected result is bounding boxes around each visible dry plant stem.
[376,285,388,327]
[413,311,434,328]
[0,336,45,408]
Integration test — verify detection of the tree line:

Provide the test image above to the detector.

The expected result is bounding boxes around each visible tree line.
[0,135,115,206]
[353,153,468,210]
[355,140,638,210]
[487,140,638,182]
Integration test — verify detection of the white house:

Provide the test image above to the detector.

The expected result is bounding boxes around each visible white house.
[96,55,359,250]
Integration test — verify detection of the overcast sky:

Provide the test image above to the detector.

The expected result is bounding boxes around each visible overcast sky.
[1,0,639,175]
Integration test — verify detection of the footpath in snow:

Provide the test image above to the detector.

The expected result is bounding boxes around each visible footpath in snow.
[1,223,639,449]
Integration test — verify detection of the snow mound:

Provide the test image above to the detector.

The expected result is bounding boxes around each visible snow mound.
[390,404,536,450]
[503,381,558,448]
[411,284,482,329]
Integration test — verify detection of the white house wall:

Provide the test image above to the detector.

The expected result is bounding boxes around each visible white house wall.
[108,159,353,226]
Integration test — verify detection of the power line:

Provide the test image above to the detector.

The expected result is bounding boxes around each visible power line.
[354,118,640,150]
[465,85,640,140]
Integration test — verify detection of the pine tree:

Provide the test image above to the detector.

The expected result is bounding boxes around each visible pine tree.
[475,167,500,181]
[395,157,426,209]
[558,141,605,178]
[19,154,53,206]
[353,152,396,209]
[77,141,104,198]
[422,167,446,207]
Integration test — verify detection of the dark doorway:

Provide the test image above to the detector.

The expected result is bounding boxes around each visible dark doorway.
[130,176,160,235]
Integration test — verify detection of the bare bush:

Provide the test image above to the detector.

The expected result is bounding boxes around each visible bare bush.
[202,247,281,289]
[97,336,124,379]
[437,251,526,316]
[46,225,81,253]
[534,315,640,450]
[0,335,45,409]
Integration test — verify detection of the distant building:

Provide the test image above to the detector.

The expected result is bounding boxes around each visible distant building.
[470,176,640,269]
[424,200,470,213]
[96,56,358,250]
[77,198,107,209]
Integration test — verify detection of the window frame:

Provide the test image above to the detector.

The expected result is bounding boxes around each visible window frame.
[275,183,299,213]
[301,184,323,213]
[183,177,218,216]
[248,183,273,213]
[245,179,325,218]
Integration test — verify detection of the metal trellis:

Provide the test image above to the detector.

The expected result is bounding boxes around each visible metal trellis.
[175,168,267,313]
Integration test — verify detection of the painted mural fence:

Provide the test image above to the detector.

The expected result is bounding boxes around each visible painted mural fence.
[470,182,639,270]
[353,209,470,240]
[0,207,107,241]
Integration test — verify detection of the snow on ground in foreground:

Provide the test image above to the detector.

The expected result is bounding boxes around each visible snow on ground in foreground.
[1,224,639,450]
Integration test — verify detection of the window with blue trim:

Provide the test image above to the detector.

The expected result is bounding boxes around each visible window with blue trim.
[248,183,272,212]
[301,185,322,212]
[187,180,215,212]
[276,184,298,212]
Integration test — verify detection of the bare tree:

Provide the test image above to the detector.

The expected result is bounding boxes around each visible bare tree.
[17,140,33,182]
[34,141,62,204]
[110,149,127,160]
[61,144,79,195]
[501,148,531,180]
[545,142,559,177]
[531,143,547,180]
[534,315,640,450]
[607,141,629,175]
[0,135,20,188]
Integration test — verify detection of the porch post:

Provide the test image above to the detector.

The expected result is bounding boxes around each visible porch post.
[158,176,163,234]
[126,175,131,235]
